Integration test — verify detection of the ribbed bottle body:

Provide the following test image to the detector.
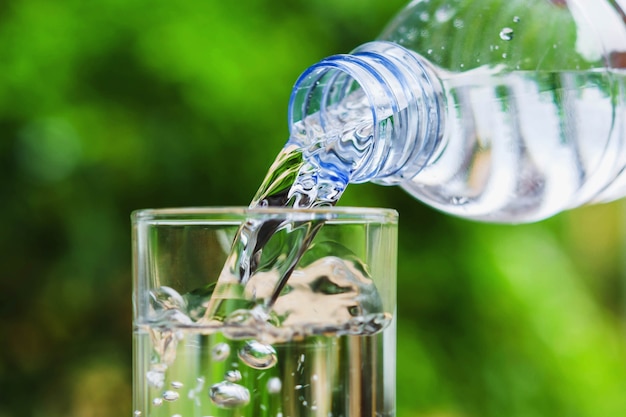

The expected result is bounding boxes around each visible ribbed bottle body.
[286,0,626,222]
[379,0,626,221]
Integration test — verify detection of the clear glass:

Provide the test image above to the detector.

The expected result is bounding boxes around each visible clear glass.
[132,207,398,417]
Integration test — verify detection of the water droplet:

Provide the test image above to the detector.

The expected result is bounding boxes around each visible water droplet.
[238,340,277,369]
[267,377,282,394]
[212,343,231,361]
[225,369,242,382]
[163,390,180,402]
[502,53,508,58]
[427,49,433,54]
[453,18,464,29]
[172,415,182,417]
[451,196,469,205]
[152,398,163,407]
[133,411,142,417]
[513,16,521,23]
[435,5,454,22]
[499,27,514,41]
[171,381,183,389]
[209,381,251,408]
[419,11,429,21]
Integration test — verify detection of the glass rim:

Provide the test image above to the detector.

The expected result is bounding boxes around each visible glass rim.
[132,206,398,224]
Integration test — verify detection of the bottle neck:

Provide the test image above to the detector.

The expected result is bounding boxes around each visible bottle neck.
[287,41,445,185]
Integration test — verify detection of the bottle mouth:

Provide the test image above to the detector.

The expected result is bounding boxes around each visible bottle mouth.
[287,52,392,184]
[287,41,444,185]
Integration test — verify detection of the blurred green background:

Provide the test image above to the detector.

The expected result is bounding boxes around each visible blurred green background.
[1,0,626,416]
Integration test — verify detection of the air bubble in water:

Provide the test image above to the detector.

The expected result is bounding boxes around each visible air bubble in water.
[225,369,242,382]
[171,381,183,389]
[152,398,163,407]
[499,27,514,41]
[133,411,142,416]
[163,390,180,402]
[238,340,277,369]
[209,381,251,408]
[267,377,282,394]
[513,16,520,23]
[146,370,165,389]
[212,342,231,361]
[150,286,186,311]
[188,377,205,405]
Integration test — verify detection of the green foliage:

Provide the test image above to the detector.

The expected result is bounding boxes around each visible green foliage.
[1,0,625,416]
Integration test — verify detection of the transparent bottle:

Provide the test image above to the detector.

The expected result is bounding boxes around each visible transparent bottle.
[287,0,626,222]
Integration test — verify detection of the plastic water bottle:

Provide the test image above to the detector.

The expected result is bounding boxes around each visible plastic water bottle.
[285,0,626,222]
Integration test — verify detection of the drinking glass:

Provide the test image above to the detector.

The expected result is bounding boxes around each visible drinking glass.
[132,207,398,417]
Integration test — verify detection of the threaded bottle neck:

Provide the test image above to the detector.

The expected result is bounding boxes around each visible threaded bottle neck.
[287,41,445,185]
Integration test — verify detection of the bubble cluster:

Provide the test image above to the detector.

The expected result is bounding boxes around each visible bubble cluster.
[146,370,165,389]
